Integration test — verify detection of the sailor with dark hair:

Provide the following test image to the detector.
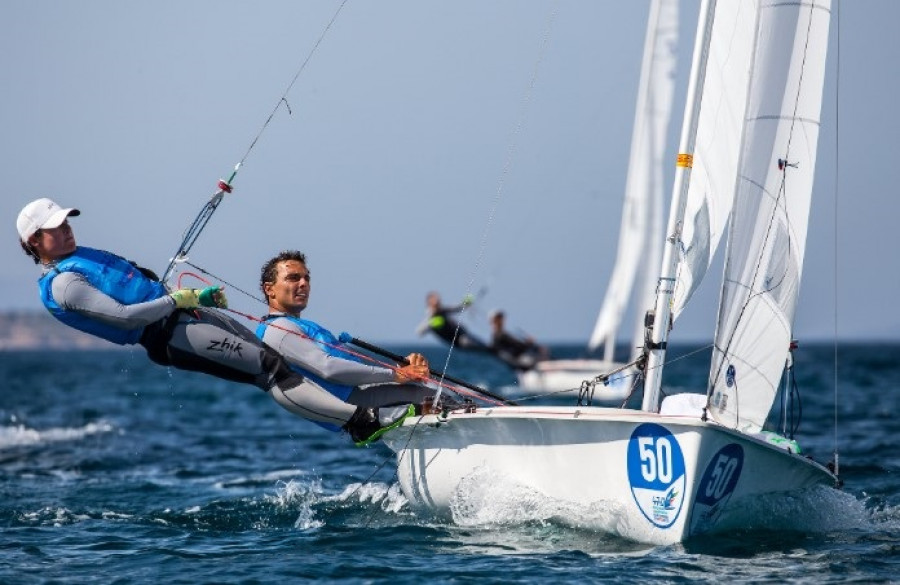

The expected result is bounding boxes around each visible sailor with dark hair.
[257,250,430,441]
[16,198,409,445]
[488,309,548,371]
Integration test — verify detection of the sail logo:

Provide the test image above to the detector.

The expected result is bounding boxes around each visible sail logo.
[725,364,736,387]
[689,443,744,536]
[712,390,728,412]
[627,423,686,529]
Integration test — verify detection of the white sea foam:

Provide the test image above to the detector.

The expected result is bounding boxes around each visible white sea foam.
[19,507,91,527]
[214,468,306,490]
[445,466,877,547]
[448,465,590,527]
[0,421,116,449]
[265,478,325,530]
[708,486,873,535]
[328,481,409,514]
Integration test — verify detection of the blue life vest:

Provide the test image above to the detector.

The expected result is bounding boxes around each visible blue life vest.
[256,315,367,402]
[38,246,168,345]
[257,315,372,432]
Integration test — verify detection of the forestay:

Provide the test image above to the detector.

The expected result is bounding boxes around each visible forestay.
[707,1,832,433]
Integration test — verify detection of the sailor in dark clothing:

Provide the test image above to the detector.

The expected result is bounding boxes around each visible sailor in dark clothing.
[488,309,548,371]
[416,291,490,352]
[16,197,411,445]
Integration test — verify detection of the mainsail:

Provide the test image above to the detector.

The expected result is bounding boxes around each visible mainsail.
[708,1,832,432]
[587,0,677,362]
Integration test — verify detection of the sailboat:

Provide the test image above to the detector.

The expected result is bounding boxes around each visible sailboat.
[516,0,677,400]
[384,0,837,545]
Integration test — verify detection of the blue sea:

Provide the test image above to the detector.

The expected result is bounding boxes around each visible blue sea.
[2,342,898,583]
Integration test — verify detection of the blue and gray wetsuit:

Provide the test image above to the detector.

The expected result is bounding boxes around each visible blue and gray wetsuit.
[258,314,433,431]
[38,246,358,430]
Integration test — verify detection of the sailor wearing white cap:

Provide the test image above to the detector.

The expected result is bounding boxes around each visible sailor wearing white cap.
[15,198,409,445]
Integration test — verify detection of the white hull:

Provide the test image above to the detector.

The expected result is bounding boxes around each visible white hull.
[515,359,633,402]
[384,406,836,545]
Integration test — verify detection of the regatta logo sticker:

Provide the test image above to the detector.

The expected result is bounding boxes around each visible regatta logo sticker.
[689,443,744,536]
[627,423,686,529]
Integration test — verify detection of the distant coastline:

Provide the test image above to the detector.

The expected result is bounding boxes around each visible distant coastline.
[0,310,119,350]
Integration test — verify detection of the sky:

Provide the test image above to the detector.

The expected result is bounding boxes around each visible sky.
[2,1,898,345]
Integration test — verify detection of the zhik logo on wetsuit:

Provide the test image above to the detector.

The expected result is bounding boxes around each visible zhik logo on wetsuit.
[207,337,244,358]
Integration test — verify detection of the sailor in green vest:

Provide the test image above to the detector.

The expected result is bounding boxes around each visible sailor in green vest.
[16,198,408,445]
[416,291,490,352]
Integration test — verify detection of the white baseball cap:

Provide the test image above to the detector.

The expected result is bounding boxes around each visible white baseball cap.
[16,198,81,241]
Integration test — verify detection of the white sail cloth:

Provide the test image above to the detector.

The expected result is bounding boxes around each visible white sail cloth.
[669,1,759,320]
[588,0,677,361]
[707,0,831,433]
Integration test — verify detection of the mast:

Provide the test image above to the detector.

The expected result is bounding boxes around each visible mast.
[641,0,717,412]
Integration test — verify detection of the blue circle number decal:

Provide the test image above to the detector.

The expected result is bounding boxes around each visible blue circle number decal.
[627,423,686,528]
[689,443,744,536]
[695,443,743,506]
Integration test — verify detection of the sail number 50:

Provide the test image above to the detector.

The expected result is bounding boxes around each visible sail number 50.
[705,453,739,499]
[638,436,674,483]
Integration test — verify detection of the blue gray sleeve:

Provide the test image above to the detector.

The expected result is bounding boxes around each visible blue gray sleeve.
[261,317,396,385]
[51,271,175,330]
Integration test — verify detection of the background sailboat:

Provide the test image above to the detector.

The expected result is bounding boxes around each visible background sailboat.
[517,0,677,399]
[385,0,837,545]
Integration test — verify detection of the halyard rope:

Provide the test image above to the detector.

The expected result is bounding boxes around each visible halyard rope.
[161,0,350,284]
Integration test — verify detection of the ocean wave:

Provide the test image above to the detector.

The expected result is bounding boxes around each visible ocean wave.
[0,421,116,449]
